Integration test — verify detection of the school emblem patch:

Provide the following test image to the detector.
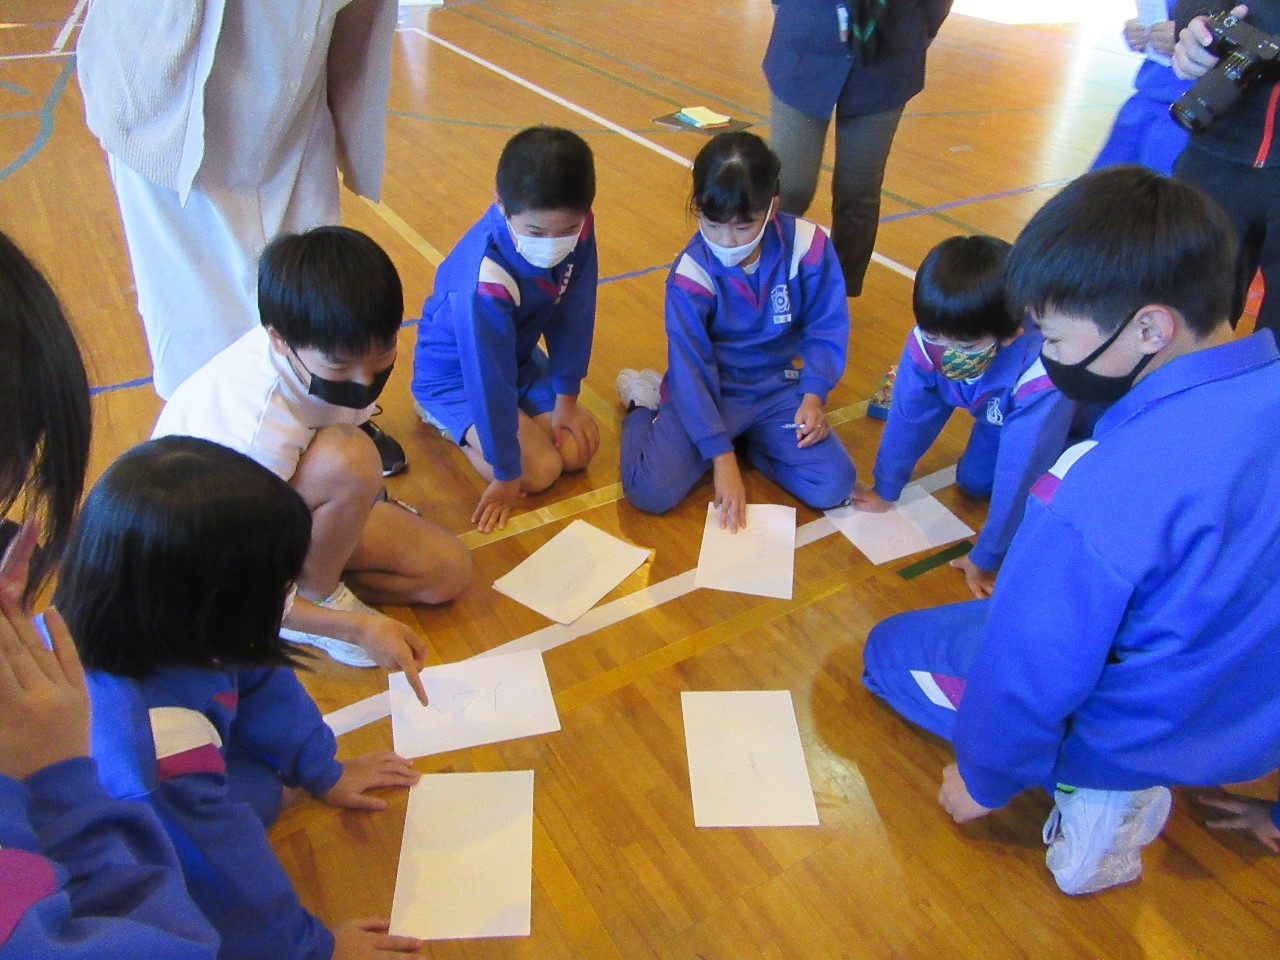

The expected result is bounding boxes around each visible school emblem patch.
[770,284,792,324]
[985,396,1004,425]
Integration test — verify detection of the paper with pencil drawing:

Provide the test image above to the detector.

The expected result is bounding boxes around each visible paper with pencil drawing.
[825,484,973,565]
[694,503,796,599]
[492,519,651,623]
[390,771,534,940]
[681,690,819,827]
[389,648,560,758]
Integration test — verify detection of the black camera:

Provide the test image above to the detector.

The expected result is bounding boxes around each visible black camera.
[1171,12,1280,134]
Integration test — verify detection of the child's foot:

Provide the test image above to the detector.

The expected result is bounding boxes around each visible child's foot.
[616,368,662,411]
[866,365,896,421]
[280,582,379,668]
[1042,785,1172,895]
[359,413,407,477]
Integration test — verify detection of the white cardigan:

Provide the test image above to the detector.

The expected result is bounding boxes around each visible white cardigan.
[77,0,395,204]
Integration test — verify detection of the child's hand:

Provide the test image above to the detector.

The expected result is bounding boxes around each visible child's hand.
[353,612,430,706]
[792,393,830,449]
[712,452,747,533]
[950,553,996,599]
[473,477,524,533]
[322,752,420,811]
[1123,18,1150,52]
[551,396,600,464]
[1200,793,1280,852]
[1147,19,1177,59]
[0,521,91,781]
[849,481,892,513]
[938,762,996,823]
[332,918,423,958]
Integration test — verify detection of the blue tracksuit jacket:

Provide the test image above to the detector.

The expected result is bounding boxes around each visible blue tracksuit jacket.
[664,213,849,460]
[0,758,218,959]
[953,331,1280,826]
[873,326,1085,570]
[411,203,598,481]
[87,666,344,960]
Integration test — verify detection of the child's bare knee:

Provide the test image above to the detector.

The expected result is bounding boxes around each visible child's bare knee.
[413,539,472,604]
[521,448,563,493]
[306,424,381,486]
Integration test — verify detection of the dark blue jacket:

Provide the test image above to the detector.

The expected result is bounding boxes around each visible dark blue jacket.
[763,0,952,118]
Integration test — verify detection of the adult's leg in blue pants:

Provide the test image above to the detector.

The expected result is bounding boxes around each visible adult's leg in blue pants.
[861,599,992,741]
[956,417,1001,498]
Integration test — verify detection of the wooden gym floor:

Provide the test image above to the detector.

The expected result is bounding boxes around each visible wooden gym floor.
[1,1,1277,956]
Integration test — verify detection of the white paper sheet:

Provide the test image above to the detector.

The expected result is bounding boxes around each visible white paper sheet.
[825,485,973,565]
[390,771,534,940]
[492,519,651,624]
[681,690,819,827]
[693,503,796,599]
[389,648,560,758]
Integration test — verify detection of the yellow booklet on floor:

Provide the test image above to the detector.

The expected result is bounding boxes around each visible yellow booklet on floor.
[677,106,731,129]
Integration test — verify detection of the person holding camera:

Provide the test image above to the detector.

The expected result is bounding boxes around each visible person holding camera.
[1173,2,1280,335]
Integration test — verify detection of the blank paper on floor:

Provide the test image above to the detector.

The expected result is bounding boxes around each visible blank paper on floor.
[389,648,560,758]
[390,771,534,940]
[693,503,796,599]
[681,690,819,827]
[825,484,973,565]
[492,519,651,623]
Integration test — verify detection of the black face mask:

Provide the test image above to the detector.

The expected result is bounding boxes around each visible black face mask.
[1040,310,1155,405]
[292,349,393,409]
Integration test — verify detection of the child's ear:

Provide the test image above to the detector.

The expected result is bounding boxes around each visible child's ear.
[264,325,291,356]
[494,192,505,217]
[1134,305,1176,353]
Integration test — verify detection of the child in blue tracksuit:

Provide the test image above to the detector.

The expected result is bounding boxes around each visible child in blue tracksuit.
[851,235,1093,598]
[57,437,424,960]
[0,228,217,959]
[618,131,856,531]
[412,126,601,534]
[1090,2,1191,175]
[862,167,1280,894]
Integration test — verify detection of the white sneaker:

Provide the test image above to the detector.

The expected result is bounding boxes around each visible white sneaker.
[1042,785,1172,895]
[279,582,378,668]
[615,368,662,411]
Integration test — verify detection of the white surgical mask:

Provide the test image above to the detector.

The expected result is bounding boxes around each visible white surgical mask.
[700,216,769,268]
[509,224,579,269]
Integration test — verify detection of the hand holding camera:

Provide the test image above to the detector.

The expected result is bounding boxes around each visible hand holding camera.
[1172,5,1280,133]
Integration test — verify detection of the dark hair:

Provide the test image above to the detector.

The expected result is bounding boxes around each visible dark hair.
[55,437,312,679]
[913,235,1017,341]
[1006,166,1237,336]
[0,230,91,603]
[689,131,781,223]
[495,127,596,215]
[258,226,402,357]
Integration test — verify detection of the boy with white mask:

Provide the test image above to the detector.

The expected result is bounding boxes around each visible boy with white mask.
[412,127,601,534]
[617,131,855,531]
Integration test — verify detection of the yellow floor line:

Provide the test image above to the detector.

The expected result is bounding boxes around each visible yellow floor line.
[361,196,445,267]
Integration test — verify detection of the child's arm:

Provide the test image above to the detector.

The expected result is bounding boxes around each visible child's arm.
[867,333,953,504]
[455,271,524,484]
[966,364,1077,577]
[792,222,848,417]
[542,216,601,461]
[664,256,733,463]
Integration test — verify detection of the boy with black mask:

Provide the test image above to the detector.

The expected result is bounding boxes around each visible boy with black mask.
[155,227,470,701]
